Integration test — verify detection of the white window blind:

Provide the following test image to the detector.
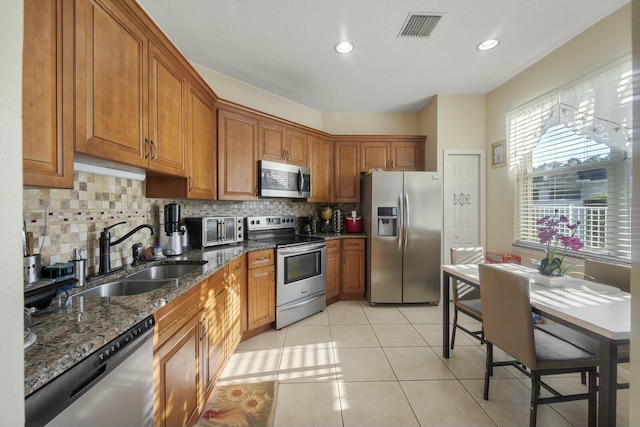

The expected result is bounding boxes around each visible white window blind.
[507,55,632,261]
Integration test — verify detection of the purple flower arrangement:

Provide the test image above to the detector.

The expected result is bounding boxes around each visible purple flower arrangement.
[533,210,583,276]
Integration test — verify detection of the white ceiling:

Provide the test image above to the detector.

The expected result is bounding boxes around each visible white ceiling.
[137,0,628,113]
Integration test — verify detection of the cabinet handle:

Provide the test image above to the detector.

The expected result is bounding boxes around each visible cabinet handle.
[188,176,194,191]
[390,160,394,169]
[150,140,157,160]
[144,138,151,159]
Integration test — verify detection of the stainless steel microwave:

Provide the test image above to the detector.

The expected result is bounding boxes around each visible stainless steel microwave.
[184,217,244,248]
[259,160,311,199]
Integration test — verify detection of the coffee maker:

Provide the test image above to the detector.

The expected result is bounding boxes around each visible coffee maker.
[163,203,183,256]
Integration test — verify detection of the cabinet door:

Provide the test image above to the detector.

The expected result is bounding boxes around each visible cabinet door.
[391,141,423,171]
[247,265,275,330]
[148,41,187,176]
[342,239,365,295]
[203,269,227,397]
[325,240,341,300]
[186,81,217,199]
[228,256,245,352]
[23,0,74,188]
[307,135,333,203]
[218,109,259,200]
[334,141,361,203]
[154,311,202,427]
[258,120,286,162]
[285,128,308,166]
[361,142,390,171]
[75,0,147,167]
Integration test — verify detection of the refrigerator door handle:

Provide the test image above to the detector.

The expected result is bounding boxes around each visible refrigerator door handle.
[404,192,410,250]
[398,192,404,251]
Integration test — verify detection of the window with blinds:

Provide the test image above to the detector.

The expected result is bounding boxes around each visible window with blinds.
[507,55,632,261]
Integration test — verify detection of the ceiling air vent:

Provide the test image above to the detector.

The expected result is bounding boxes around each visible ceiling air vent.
[398,14,442,38]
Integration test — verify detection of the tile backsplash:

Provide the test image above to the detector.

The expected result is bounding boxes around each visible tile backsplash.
[24,172,357,275]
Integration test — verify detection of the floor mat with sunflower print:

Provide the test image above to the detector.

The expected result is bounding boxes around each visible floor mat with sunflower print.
[194,380,278,427]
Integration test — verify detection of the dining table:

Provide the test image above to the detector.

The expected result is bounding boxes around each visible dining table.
[441,262,631,427]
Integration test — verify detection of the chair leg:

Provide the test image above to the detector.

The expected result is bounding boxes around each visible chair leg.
[450,309,458,349]
[588,368,597,427]
[483,342,492,400]
[581,371,586,385]
[530,373,540,427]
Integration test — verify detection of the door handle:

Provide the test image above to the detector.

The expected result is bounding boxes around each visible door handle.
[298,168,303,195]
[404,192,410,251]
[398,192,404,251]
[144,138,150,159]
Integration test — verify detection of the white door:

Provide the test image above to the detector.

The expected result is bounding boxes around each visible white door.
[443,151,485,264]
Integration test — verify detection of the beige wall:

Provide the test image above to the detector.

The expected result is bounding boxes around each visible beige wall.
[1,0,25,424]
[192,62,421,136]
[417,96,438,171]
[321,112,418,135]
[485,4,631,264]
[435,95,487,172]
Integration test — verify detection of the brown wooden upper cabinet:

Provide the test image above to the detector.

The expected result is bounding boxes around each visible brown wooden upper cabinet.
[258,120,308,167]
[74,0,187,177]
[334,141,361,203]
[217,107,259,200]
[307,135,334,203]
[23,0,75,188]
[361,138,425,172]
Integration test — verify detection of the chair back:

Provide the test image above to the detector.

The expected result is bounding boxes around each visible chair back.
[584,259,630,292]
[478,264,538,369]
[450,247,484,302]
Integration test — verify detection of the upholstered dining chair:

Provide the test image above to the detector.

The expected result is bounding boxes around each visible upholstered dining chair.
[478,264,598,427]
[449,247,485,349]
[584,258,630,292]
[537,259,630,387]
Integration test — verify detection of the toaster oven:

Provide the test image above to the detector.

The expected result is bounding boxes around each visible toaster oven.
[184,217,244,248]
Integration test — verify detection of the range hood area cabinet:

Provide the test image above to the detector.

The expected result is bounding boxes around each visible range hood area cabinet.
[74,0,188,177]
[258,120,309,167]
[23,0,75,189]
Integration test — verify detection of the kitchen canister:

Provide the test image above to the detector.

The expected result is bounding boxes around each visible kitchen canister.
[71,249,87,287]
[23,254,41,284]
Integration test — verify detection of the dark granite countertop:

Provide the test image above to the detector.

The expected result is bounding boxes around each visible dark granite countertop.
[24,234,367,396]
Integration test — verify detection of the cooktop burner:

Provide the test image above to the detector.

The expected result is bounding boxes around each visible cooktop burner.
[246,215,325,248]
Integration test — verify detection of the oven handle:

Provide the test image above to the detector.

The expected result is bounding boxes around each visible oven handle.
[279,294,325,311]
[278,242,326,255]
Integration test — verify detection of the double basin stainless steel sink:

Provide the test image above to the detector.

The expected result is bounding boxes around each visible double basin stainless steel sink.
[72,262,206,298]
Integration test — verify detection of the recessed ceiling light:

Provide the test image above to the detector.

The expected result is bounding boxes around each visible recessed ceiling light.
[477,39,499,51]
[334,41,354,54]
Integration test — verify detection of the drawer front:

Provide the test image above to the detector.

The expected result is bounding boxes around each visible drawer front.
[248,249,274,268]
[326,239,341,253]
[229,255,246,276]
[342,238,365,251]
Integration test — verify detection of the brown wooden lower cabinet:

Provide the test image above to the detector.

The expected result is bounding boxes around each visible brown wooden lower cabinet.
[202,268,228,399]
[247,249,275,330]
[154,309,203,427]
[341,239,365,297]
[325,239,342,302]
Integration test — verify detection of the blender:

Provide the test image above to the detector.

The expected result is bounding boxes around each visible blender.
[163,203,183,256]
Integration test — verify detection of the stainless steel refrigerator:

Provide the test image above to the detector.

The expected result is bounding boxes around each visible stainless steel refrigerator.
[362,171,441,304]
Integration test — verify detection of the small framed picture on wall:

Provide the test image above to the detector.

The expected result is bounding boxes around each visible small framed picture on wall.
[491,140,506,168]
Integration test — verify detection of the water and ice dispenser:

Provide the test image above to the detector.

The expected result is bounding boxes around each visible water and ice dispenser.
[377,207,398,236]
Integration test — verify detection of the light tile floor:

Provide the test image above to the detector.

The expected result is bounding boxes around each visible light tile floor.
[217,300,630,427]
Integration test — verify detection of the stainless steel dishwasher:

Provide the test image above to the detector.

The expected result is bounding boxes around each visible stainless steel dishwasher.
[25,316,155,427]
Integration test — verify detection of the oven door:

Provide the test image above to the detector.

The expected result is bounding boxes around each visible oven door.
[259,160,311,199]
[276,242,326,305]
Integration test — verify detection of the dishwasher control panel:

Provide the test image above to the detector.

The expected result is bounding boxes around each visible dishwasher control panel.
[97,316,155,363]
